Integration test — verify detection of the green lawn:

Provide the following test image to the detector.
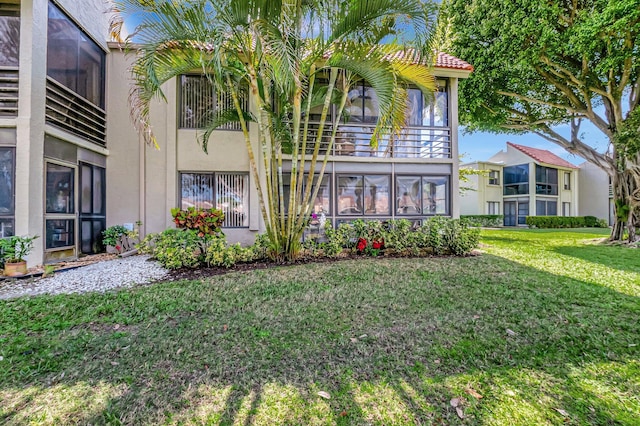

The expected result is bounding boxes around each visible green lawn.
[1,228,638,425]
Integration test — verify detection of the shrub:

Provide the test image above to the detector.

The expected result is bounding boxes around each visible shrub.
[140,229,219,269]
[461,215,503,227]
[205,241,255,268]
[170,207,225,237]
[102,225,128,247]
[526,216,608,229]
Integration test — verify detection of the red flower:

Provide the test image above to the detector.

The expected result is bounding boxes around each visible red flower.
[115,245,121,251]
[356,238,367,252]
[372,240,382,250]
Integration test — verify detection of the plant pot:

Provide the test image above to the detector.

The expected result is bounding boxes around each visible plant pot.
[4,261,27,277]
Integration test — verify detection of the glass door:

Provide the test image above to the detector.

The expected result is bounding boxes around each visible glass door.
[504,201,516,226]
[79,162,105,254]
[45,161,76,260]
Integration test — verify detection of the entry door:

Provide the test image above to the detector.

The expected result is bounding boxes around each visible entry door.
[79,162,106,254]
[504,201,517,226]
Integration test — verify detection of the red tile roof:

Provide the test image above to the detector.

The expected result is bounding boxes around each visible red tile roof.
[507,142,578,169]
[435,52,474,71]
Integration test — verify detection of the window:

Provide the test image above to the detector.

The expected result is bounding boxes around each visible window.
[503,164,529,195]
[487,201,500,215]
[0,9,19,67]
[564,172,571,190]
[345,80,448,127]
[396,176,449,216]
[47,3,105,108]
[535,165,558,195]
[0,147,15,238]
[488,170,500,185]
[536,199,557,216]
[180,172,249,227]
[337,175,390,215]
[178,75,248,130]
[562,202,571,216]
[282,174,331,216]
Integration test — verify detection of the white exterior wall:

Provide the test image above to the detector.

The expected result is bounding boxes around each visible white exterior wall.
[459,161,503,216]
[579,161,611,223]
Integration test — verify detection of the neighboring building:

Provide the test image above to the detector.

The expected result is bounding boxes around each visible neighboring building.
[1,0,473,266]
[579,160,614,225]
[461,142,579,226]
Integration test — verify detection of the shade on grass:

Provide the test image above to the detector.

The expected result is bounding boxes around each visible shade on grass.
[0,228,638,424]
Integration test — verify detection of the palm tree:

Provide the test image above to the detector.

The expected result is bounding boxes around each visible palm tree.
[112,0,437,261]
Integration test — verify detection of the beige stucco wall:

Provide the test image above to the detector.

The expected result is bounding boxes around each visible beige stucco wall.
[459,161,503,215]
[578,161,611,222]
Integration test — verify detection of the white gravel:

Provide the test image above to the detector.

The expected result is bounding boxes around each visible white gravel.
[0,255,169,300]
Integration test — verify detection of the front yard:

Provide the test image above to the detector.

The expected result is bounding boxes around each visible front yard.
[1,228,638,425]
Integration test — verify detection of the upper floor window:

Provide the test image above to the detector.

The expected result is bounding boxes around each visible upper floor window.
[488,170,500,185]
[563,172,571,190]
[47,3,105,108]
[0,9,19,67]
[178,74,247,130]
[503,164,529,195]
[344,80,448,127]
[536,165,558,195]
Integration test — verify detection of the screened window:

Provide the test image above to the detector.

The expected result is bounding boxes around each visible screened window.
[0,9,19,67]
[535,165,558,195]
[282,174,331,216]
[396,176,449,216]
[487,201,500,215]
[488,170,500,185]
[345,80,448,127]
[180,172,249,228]
[503,164,529,195]
[47,3,105,107]
[536,199,557,216]
[0,147,15,238]
[179,75,247,130]
[564,172,571,190]
[337,175,390,215]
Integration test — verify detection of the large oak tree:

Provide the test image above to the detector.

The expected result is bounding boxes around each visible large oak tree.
[440,0,640,241]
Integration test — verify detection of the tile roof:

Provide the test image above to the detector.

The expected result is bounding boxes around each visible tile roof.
[507,142,578,169]
[435,52,474,71]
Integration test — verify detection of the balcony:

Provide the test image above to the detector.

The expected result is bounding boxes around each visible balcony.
[45,77,106,146]
[299,122,451,159]
[0,67,18,117]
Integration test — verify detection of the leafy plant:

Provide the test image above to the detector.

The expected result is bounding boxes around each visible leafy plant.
[0,235,39,263]
[171,207,225,237]
[461,215,503,227]
[526,216,608,229]
[102,225,129,247]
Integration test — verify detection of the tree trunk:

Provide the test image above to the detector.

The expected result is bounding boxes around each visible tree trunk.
[610,167,640,243]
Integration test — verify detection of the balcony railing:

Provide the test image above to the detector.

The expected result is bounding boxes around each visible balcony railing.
[298,122,451,159]
[0,67,19,117]
[45,77,106,146]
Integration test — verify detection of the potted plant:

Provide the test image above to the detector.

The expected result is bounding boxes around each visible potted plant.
[1,235,39,277]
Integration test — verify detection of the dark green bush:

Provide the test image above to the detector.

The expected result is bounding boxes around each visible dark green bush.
[525,216,608,229]
[460,215,503,227]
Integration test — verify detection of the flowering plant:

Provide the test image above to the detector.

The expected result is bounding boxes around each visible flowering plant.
[356,237,367,252]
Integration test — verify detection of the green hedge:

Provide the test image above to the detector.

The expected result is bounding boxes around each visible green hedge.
[460,215,503,227]
[525,216,608,229]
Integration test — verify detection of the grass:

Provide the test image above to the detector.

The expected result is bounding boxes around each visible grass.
[0,228,638,425]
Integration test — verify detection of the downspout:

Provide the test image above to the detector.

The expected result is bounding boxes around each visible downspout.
[139,133,146,238]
